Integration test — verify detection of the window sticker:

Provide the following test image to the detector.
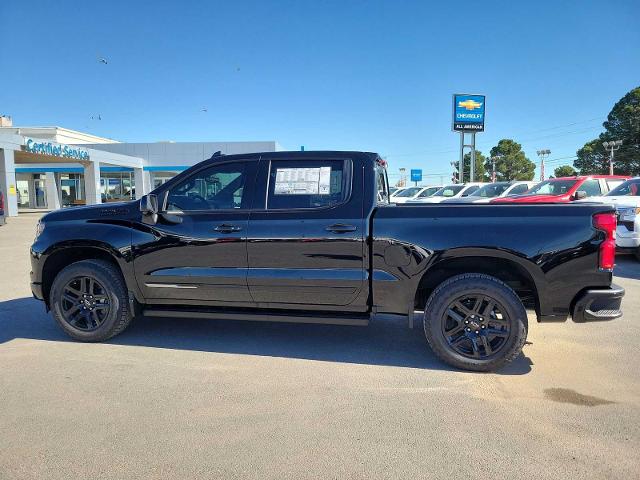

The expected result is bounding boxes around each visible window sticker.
[274,167,332,195]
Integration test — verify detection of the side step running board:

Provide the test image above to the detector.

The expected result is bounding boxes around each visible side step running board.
[142,308,370,327]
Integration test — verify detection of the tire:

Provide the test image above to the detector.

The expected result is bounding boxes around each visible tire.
[50,259,134,341]
[423,273,528,372]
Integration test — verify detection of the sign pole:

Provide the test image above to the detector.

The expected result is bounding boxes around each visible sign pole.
[470,132,476,182]
[459,132,464,184]
[453,94,485,185]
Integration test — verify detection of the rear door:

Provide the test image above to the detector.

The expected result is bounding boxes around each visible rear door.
[246,155,367,311]
[133,159,257,305]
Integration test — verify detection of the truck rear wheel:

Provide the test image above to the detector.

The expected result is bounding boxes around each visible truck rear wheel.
[50,259,134,342]
[423,273,528,372]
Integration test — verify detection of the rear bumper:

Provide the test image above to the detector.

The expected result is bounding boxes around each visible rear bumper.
[572,284,624,323]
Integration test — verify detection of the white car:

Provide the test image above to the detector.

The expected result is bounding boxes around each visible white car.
[581,177,640,260]
[408,183,485,203]
[441,181,535,203]
[392,186,441,203]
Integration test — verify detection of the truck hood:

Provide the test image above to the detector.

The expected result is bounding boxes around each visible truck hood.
[491,194,571,203]
[408,197,450,203]
[441,197,493,204]
[577,195,640,207]
[41,200,139,222]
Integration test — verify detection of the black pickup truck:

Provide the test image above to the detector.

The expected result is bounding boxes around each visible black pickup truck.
[30,151,624,371]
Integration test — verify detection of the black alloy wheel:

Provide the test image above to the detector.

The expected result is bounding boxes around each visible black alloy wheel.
[441,294,511,359]
[60,276,111,331]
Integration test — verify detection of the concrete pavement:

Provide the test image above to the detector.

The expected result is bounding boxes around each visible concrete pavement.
[1,213,638,479]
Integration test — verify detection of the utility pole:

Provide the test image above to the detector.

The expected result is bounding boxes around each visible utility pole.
[603,140,622,175]
[537,149,551,181]
[399,167,406,187]
[490,155,501,183]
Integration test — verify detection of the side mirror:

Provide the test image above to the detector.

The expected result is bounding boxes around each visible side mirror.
[574,190,587,200]
[140,194,159,215]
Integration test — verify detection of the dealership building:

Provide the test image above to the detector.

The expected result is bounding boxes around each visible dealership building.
[0,116,281,217]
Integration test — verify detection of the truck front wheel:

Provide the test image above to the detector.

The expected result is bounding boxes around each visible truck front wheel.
[50,259,134,342]
[423,273,528,372]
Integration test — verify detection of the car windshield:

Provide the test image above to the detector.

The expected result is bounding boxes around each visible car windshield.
[607,179,640,196]
[526,179,578,195]
[417,186,441,198]
[469,183,510,198]
[433,185,465,197]
[395,187,422,197]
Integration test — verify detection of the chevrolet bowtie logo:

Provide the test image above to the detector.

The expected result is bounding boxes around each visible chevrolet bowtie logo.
[458,99,483,110]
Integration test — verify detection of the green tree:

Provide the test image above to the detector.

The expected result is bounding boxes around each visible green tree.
[574,139,609,174]
[554,165,577,177]
[462,150,486,182]
[487,139,535,181]
[575,86,640,175]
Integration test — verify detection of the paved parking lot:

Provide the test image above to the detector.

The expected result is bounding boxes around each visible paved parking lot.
[1,212,639,479]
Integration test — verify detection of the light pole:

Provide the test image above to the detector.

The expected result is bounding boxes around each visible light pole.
[490,155,502,183]
[537,149,551,181]
[450,161,459,184]
[603,140,622,175]
[399,168,406,187]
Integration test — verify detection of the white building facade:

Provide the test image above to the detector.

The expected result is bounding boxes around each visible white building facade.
[0,117,281,217]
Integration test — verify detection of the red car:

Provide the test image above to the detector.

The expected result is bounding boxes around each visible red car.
[491,175,629,203]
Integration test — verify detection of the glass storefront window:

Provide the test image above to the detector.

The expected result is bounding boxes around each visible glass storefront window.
[101,172,135,202]
[59,174,85,207]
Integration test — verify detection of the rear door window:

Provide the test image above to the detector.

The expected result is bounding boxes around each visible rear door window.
[267,159,350,210]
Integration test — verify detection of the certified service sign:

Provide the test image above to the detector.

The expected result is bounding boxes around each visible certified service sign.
[452,94,485,132]
[23,138,90,161]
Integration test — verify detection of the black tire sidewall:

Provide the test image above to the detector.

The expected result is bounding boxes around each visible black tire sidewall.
[50,261,127,342]
[424,274,528,372]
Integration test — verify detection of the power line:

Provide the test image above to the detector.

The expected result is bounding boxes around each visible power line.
[382,118,605,158]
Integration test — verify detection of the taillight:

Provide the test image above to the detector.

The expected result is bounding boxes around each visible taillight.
[593,212,616,271]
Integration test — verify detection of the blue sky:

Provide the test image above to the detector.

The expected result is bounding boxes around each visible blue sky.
[1,0,638,183]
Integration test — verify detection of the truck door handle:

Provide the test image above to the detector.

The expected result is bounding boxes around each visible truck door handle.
[326,223,357,233]
[214,224,242,233]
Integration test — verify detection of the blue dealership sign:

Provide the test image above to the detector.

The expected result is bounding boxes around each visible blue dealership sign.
[410,169,422,182]
[452,94,485,132]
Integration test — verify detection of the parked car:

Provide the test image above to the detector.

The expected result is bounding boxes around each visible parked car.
[391,186,431,203]
[30,151,624,372]
[492,176,629,204]
[409,183,484,203]
[0,189,5,226]
[409,185,443,201]
[389,187,408,198]
[578,177,640,261]
[442,181,535,203]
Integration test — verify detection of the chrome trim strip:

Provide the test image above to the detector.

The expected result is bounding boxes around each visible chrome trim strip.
[145,283,198,289]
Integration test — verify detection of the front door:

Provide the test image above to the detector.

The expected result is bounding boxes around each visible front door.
[33,179,47,208]
[133,159,257,306]
[246,156,367,311]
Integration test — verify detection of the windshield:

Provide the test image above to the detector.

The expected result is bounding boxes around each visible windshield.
[470,183,510,198]
[417,186,441,198]
[526,179,578,196]
[607,179,640,196]
[433,185,465,197]
[395,187,422,197]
